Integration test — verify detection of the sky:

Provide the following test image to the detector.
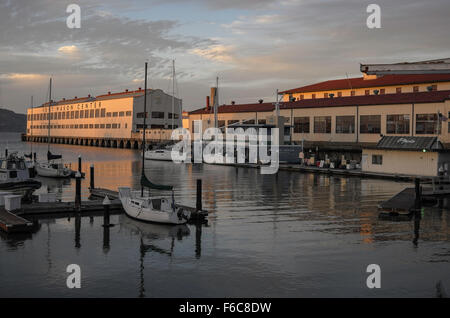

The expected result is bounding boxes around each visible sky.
[1,0,450,113]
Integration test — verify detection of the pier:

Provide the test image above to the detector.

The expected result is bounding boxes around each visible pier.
[21,133,171,150]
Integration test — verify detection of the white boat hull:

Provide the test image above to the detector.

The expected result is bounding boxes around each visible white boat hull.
[36,162,71,178]
[118,187,190,225]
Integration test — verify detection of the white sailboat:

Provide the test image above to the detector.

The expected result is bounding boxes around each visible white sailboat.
[35,78,71,178]
[119,62,191,225]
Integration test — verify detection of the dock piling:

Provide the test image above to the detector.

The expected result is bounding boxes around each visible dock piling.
[196,179,202,212]
[5,149,7,158]
[78,155,82,173]
[102,195,111,227]
[90,164,95,190]
[75,171,81,211]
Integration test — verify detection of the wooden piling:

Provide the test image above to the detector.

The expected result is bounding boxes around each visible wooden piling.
[75,172,81,211]
[78,156,82,173]
[90,164,95,190]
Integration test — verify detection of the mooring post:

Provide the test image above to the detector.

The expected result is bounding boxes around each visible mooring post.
[103,195,111,227]
[75,171,81,211]
[5,149,8,158]
[33,152,36,162]
[90,164,95,190]
[78,155,82,173]
[196,179,202,212]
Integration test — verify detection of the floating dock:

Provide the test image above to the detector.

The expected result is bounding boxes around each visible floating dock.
[0,209,34,233]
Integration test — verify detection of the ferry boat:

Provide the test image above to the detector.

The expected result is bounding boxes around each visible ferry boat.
[0,152,41,198]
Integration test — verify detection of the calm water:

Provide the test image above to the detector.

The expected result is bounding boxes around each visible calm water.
[0,132,449,298]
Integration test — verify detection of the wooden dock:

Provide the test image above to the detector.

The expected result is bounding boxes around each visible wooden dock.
[0,209,34,233]
[378,188,417,212]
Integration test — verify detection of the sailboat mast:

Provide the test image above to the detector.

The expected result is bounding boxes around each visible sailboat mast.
[141,62,148,197]
[214,77,219,129]
[48,78,52,153]
[171,59,175,130]
[30,96,33,156]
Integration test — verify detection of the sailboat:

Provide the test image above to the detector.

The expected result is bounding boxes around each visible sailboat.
[144,60,191,162]
[35,78,71,178]
[118,62,191,225]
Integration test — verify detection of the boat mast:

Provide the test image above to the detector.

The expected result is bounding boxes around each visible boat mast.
[171,59,175,131]
[141,62,148,197]
[30,95,33,156]
[48,78,52,154]
[214,76,219,129]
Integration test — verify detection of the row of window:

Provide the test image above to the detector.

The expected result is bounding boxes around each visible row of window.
[28,109,132,121]
[292,114,441,134]
[289,85,438,101]
[30,123,126,129]
[136,112,179,119]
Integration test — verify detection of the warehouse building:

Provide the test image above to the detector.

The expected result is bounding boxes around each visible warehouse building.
[26,88,182,143]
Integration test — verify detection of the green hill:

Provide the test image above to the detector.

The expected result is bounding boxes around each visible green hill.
[0,108,27,132]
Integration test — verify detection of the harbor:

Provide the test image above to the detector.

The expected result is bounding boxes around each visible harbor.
[0,132,449,297]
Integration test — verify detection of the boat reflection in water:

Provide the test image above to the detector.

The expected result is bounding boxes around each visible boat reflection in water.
[119,215,191,298]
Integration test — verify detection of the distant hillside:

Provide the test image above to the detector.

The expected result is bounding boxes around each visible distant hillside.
[0,108,26,132]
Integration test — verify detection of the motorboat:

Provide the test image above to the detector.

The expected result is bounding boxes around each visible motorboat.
[0,152,41,198]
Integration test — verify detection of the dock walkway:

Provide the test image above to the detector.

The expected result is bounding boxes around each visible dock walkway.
[0,209,34,233]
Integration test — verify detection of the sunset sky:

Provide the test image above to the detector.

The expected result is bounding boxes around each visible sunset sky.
[1,0,450,113]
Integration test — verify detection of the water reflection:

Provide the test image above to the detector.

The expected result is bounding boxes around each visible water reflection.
[120,215,191,298]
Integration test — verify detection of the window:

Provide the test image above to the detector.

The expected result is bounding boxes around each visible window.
[314,116,331,134]
[58,112,62,120]
[365,90,370,96]
[168,113,179,119]
[386,114,410,134]
[372,155,383,165]
[119,112,125,117]
[360,115,381,134]
[95,109,100,118]
[351,90,356,96]
[227,120,239,126]
[300,95,304,100]
[137,112,147,118]
[80,110,84,118]
[85,110,89,118]
[151,111,165,119]
[413,86,419,93]
[90,109,94,118]
[95,124,99,129]
[311,94,316,99]
[396,87,402,93]
[337,92,342,97]
[101,108,106,117]
[324,93,328,98]
[258,119,266,125]
[432,84,437,91]
[416,114,439,134]
[112,123,118,129]
[71,111,74,119]
[294,117,310,133]
[245,120,255,124]
[84,124,88,129]
[113,112,118,117]
[336,116,355,134]
[106,124,111,129]
[107,112,111,117]
[126,111,132,116]
[380,89,385,95]
[89,124,93,129]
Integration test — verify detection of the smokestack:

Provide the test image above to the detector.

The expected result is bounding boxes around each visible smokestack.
[210,87,217,109]
[206,96,210,110]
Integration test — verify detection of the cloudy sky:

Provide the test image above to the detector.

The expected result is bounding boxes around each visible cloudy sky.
[1,0,449,113]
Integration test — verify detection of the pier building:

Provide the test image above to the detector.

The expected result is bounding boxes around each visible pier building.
[188,67,450,150]
[25,88,182,148]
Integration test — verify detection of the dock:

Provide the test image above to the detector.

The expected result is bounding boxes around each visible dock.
[0,209,34,233]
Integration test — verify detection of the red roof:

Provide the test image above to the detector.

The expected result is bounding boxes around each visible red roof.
[189,90,450,115]
[96,88,150,99]
[280,74,450,94]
